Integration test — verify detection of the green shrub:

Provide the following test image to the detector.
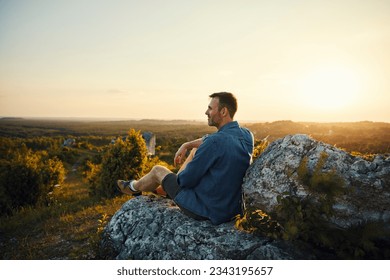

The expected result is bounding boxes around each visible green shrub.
[40,157,67,193]
[83,160,102,195]
[297,152,345,198]
[252,137,269,161]
[235,208,281,239]
[0,149,66,215]
[91,129,148,198]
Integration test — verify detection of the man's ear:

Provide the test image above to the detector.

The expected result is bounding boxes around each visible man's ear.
[222,107,227,116]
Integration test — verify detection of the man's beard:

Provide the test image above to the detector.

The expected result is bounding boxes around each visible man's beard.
[207,115,221,127]
[207,118,215,127]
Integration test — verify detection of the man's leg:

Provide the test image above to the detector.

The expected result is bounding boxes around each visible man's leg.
[119,149,197,195]
[117,165,172,195]
[154,148,197,195]
[133,165,172,192]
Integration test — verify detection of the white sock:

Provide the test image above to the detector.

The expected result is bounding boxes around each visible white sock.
[129,180,138,192]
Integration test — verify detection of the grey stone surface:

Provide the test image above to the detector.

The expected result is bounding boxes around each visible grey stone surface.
[102,195,314,260]
[243,134,390,228]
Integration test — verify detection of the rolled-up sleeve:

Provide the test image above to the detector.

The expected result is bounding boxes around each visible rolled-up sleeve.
[177,136,219,189]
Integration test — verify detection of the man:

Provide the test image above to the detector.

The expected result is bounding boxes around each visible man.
[117,92,254,225]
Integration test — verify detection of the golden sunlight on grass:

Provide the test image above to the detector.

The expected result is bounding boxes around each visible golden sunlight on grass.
[0,169,129,259]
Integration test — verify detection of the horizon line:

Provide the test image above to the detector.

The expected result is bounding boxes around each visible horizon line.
[1,116,389,124]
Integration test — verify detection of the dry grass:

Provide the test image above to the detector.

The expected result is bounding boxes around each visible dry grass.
[0,168,129,259]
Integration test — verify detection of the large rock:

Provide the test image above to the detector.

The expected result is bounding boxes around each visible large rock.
[102,134,390,259]
[101,195,316,260]
[243,134,390,228]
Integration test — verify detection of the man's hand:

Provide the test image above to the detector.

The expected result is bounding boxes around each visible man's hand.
[174,138,203,167]
[174,144,188,167]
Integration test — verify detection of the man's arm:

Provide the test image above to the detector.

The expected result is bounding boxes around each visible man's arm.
[174,137,203,166]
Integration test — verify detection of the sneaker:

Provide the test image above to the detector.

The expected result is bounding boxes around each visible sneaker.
[116,180,142,196]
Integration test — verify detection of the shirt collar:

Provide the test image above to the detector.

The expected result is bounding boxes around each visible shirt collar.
[218,121,238,132]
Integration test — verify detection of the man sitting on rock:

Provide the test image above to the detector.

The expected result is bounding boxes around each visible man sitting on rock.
[117,92,254,225]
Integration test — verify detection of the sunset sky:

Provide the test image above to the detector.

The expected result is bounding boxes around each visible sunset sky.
[0,0,389,122]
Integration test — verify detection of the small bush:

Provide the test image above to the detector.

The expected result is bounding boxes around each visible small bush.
[91,129,148,198]
[0,149,66,215]
[252,136,269,161]
[298,152,345,198]
[235,208,281,239]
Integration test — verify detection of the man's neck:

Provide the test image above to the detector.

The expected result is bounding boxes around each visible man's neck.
[217,119,234,130]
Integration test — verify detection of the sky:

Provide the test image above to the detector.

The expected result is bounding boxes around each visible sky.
[0,0,389,122]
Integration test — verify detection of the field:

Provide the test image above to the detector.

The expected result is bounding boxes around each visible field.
[0,118,389,259]
[1,118,389,154]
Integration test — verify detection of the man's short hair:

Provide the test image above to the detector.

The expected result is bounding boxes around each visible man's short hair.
[209,92,238,118]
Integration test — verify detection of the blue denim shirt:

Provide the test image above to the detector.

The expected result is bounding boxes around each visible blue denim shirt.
[175,121,254,225]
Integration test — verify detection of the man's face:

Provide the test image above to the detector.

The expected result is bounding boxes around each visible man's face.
[205,97,223,128]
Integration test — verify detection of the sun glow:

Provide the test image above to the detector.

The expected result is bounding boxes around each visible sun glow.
[297,65,361,111]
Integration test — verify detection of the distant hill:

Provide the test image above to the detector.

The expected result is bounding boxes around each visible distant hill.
[0,117,24,120]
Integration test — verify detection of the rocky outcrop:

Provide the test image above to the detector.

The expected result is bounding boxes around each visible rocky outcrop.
[102,134,390,259]
[243,134,390,228]
[101,195,316,260]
